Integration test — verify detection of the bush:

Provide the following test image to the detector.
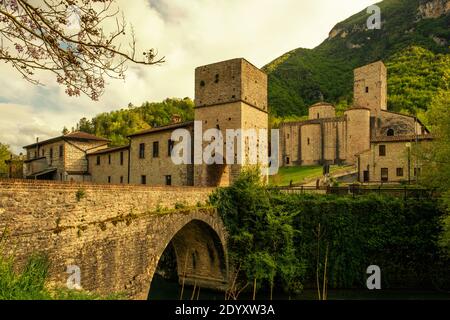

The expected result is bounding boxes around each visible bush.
[210,169,449,293]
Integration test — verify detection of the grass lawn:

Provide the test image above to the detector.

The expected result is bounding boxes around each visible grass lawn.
[269,165,346,186]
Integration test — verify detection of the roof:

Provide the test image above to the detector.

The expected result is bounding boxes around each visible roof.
[309,102,335,108]
[26,167,57,178]
[127,121,194,138]
[24,131,110,149]
[381,110,430,133]
[371,134,433,143]
[281,116,346,127]
[87,145,129,156]
[24,156,46,164]
[345,107,372,112]
[195,58,263,74]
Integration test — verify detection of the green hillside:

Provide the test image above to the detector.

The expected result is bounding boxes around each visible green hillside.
[74,98,194,146]
[264,0,450,118]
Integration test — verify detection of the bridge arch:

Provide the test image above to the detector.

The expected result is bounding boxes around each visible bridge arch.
[141,213,229,300]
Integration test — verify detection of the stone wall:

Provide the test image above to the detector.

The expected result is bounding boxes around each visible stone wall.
[353,61,387,115]
[0,180,226,299]
[300,124,321,165]
[357,140,429,183]
[194,58,268,187]
[344,108,371,164]
[308,103,336,120]
[87,148,129,184]
[195,58,267,112]
[129,127,194,186]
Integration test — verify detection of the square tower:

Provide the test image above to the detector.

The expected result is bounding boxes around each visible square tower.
[194,58,268,187]
[353,61,387,115]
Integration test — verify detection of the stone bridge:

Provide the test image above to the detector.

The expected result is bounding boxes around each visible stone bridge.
[0,180,228,299]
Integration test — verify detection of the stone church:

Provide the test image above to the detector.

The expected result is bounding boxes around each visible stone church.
[279,61,432,183]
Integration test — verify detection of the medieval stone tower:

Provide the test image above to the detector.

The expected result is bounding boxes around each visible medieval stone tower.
[353,61,388,116]
[193,58,268,187]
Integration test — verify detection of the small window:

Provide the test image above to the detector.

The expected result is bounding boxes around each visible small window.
[50,148,53,160]
[120,176,124,184]
[96,156,100,165]
[387,129,394,136]
[108,176,111,184]
[139,143,145,159]
[59,145,64,158]
[286,157,290,165]
[215,74,219,83]
[317,113,320,119]
[396,168,404,177]
[307,138,310,145]
[168,139,174,157]
[365,87,369,93]
[165,175,172,186]
[120,151,124,166]
[153,141,159,158]
[287,134,290,139]
[141,175,147,185]
[108,154,111,165]
[42,149,45,156]
[200,80,205,87]
[381,168,389,182]
[379,145,386,156]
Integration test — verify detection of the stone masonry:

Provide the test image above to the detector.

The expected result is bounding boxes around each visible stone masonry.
[0,180,227,299]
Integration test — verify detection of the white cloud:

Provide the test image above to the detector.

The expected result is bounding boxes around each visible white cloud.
[0,0,376,153]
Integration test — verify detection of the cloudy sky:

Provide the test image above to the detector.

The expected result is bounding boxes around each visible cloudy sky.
[0,0,376,153]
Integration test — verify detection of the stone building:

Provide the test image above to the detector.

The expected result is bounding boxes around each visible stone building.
[22,58,269,187]
[23,131,109,181]
[87,146,130,184]
[127,119,195,186]
[193,58,268,186]
[279,61,432,183]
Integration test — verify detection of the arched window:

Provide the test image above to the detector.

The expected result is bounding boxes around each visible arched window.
[387,129,394,136]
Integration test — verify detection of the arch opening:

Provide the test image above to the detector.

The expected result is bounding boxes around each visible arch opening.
[148,219,227,300]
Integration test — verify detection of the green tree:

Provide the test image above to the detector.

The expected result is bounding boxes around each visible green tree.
[0,143,12,176]
[418,90,450,256]
[209,168,305,296]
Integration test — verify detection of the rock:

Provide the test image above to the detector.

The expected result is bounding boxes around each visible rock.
[418,0,450,19]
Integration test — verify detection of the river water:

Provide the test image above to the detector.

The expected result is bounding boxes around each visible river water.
[148,274,450,300]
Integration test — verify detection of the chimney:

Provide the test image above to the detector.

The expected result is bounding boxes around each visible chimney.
[171,114,182,124]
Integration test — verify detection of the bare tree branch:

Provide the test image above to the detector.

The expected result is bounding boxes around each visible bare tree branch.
[0,0,165,100]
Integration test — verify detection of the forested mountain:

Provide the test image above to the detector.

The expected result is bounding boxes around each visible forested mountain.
[264,0,450,117]
[72,0,449,143]
[73,98,194,146]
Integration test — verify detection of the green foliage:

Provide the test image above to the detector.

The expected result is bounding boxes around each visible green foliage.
[264,0,450,118]
[75,188,86,202]
[270,165,347,186]
[209,168,306,295]
[211,170,449,293]
[73,98,194,146]
[0,143,12,176]
[0,235,122,300]
[387,47,450,115]
[417,90,450,257]
[0,253,50,300]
